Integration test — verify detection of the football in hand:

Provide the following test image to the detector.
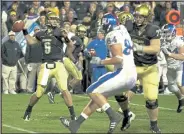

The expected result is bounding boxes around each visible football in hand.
[12,20,25,32]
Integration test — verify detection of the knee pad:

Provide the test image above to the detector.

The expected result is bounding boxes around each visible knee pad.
[168,82,179,93]
[115,95,128,102]
[146,99,158,109]
[130,86,137,94]
[35,85,45,98]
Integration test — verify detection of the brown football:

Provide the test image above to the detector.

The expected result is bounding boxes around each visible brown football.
[12,20,25,32]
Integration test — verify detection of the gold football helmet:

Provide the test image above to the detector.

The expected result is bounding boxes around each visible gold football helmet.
[118,11,134,25]
[76,24,87,38]
[47,12,60,27]
[134,4,152,26]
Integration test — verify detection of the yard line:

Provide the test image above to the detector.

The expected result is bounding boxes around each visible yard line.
[3,124,37,133]
[74,95,175,111]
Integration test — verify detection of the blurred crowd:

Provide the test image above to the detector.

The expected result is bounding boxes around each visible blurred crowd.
[1,1,183,94]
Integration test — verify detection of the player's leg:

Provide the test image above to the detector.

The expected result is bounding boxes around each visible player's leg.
[115,94,135,131]
[23,64,50,121]
[142,65,160,133]
[60,70,129,133]
[55,62,76,120]
[63,57,82,93]
[60,99,99,133]
[47,78,57,104]
[167,68,184,113]
[176,66,184,113]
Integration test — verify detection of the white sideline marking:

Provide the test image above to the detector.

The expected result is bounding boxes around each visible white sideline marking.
[75,95,175,111]
[3,124,37,133]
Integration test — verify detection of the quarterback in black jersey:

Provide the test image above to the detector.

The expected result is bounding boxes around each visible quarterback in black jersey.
[123,4,161,133]
[22,12,76,121]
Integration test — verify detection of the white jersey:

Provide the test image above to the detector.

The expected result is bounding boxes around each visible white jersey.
[165,36,184,68]
[86,25,136,97]
[105,25,135,70]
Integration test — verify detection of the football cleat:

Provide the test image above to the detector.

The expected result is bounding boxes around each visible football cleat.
[23,111,32,121]
[60,117,80,133]
[177,98,184,113]
[150,125,161,133]
[107,112,123,134]
[47,92,55,104]
[121,111,136,131]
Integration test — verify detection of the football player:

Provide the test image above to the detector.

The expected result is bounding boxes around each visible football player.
[22,12,76,121]
[123,4,161,133]
[60,13,137,133]
[160,24,184,112]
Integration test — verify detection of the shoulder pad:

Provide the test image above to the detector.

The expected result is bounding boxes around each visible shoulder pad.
[53,27,62,37]
[105,31,121,45]
[146,24,160,39]
[124,20,133,32]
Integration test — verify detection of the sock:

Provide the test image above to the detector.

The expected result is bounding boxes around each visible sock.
[68,106,76,119]
[123,109,130,118]
[102,103,116,120]
[150,120,157,127]
[26,105,33,112]
[76,112,88,125]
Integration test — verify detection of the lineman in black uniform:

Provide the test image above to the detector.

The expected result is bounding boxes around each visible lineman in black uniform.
[23,12,76,121]
[121,4,161,133]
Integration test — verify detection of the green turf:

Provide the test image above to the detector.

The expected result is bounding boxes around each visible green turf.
[2,94,184,133]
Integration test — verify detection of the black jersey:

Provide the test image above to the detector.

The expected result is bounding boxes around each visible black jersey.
[35,27,64,62]
[125,21,160,66]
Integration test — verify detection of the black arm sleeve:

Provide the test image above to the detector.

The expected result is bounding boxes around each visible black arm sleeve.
[146,24,160,39]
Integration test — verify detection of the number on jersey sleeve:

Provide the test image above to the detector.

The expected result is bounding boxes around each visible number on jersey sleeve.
[123,39,132,55]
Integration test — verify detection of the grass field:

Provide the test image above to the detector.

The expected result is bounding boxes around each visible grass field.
[2,94,184,133]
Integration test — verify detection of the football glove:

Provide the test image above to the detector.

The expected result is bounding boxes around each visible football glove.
[133,43,143,52]
[83,49,92,59]
[90,57,102,65]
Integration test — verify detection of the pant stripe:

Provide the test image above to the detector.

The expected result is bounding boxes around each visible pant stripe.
[182,62,184,86]
[86,69,122,93]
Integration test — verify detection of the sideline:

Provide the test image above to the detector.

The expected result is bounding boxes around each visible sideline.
[2,124,37,133]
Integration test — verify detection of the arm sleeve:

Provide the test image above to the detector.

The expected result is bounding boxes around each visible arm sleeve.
[35,31,44,41]
[147,25,161,39]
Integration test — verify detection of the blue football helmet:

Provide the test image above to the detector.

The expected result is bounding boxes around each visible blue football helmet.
[102,13,119,33]
[161,24,176,41]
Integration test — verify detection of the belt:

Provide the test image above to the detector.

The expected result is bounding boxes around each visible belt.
[42,60,63,63]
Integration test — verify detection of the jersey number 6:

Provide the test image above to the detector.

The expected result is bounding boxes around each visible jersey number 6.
[123,39,132,55]
[44,42,51,54]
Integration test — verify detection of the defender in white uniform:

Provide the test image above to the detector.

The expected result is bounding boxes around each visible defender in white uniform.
[161,24,184,113]
[60,13,137,133]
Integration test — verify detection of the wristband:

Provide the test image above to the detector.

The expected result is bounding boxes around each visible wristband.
[22,29,28,35]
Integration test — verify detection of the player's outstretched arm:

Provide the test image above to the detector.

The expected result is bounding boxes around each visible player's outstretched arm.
[23,30,39,45]
[142,39,160,54]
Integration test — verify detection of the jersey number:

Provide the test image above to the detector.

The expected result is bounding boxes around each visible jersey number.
[123,39,132,55]
[44,42,51,54]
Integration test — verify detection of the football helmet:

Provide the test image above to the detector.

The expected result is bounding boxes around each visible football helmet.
[118,11,134,25]
[134,4,151,26]
[102,13,119,33]
[161,24,176,41]
[76,24,87,38]
[47,12,60,27]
